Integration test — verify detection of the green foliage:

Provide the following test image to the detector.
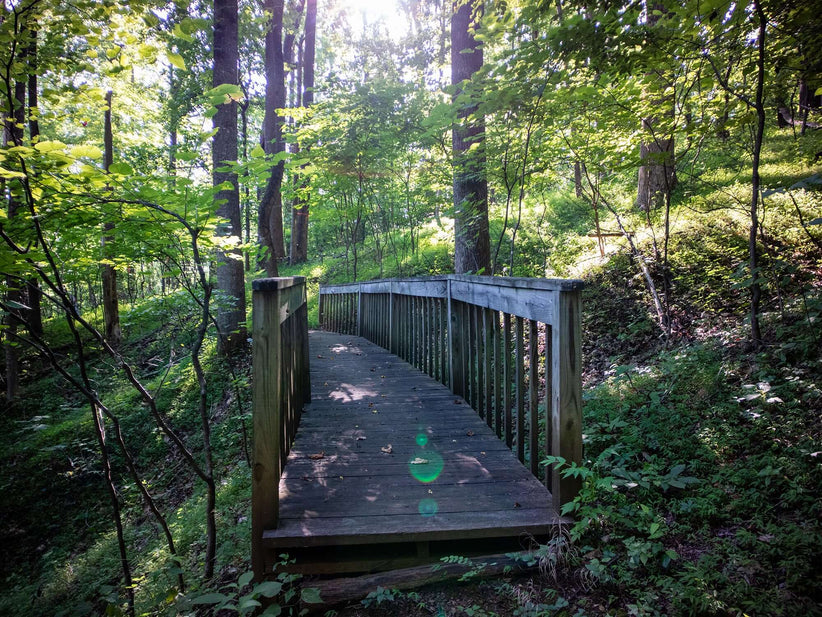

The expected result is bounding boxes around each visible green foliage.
[177,566,314,616]
[544,334,822,615]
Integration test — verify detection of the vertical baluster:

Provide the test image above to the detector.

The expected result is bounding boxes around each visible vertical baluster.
[515,315,525,465]
[493,311,502,438]
[503,312,513,448]
[543,323,552,488]
[441,299,449,387]
[484,308,493,429]
[474,304,483,418]
[529,320,540,476]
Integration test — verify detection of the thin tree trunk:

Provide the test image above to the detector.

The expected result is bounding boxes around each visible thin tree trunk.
[3,78,26,402]
[25,30,42,336]
[102,91,121,347]
[749,1,766,347]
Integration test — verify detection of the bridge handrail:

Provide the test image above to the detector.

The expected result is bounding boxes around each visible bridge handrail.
[251,276,310,578]
[319,274,584,510]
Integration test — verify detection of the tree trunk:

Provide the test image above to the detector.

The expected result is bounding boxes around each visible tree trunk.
[749,1,766,347]
[102,91,121,347]
[3,78,26,403]
[259,0,288,275]
[214,0,247,354]
[637,125,675,210]
[26,35,42,337]
[290,0,315,265]
[636,3,676,211]
[451,0,490,275]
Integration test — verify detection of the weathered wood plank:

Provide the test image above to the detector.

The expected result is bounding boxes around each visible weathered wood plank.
[551,289,583,508]
[265,507,558,547]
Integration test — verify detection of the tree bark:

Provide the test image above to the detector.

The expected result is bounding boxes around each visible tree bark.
[636,3,676,211]
[213,0,247,354]
[451,0,490,275]
[290,0,315,265]
[259,0,288,275]
[102,91,121,347]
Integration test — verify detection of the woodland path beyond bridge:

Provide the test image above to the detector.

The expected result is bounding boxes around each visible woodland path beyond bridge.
[251,276,584,577]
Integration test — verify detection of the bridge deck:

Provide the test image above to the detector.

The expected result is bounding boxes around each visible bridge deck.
[263,331,561,573]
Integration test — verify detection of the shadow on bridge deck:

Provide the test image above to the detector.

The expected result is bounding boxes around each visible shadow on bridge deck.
[262,330,562,575]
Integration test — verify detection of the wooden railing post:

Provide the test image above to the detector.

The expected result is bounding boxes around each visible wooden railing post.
[252,281,283,580]
[551,287,583,510]
[251,276,308,580]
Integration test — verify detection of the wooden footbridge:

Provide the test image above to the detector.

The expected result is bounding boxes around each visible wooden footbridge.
[251,275,583,577]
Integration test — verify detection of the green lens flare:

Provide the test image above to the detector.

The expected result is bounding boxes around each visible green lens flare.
[418,498,438,517]
[408,450,443,483]
[415,433,429,446]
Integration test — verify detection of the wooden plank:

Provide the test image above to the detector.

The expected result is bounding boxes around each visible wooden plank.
[265,508,559,547]
[450,279,557,325]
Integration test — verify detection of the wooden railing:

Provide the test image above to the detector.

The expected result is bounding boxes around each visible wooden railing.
[251,277,310,578]
[319,275,584,510]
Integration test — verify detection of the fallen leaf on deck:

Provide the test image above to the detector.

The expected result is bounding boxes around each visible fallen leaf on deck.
[410,457,429,465]
[308,451,325,460]
[317,355,324,359]
[514,502,521,508]
[454,400,462,404]
[356,436,366,441]
[466,430,475,436]
[381,444,393,454]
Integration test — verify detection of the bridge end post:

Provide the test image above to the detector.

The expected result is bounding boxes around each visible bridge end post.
[551,286,583,511]
[251,281,283,581]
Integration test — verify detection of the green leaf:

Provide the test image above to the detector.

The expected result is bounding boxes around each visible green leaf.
[300,588,322,604]
[70,145,102,159]
[238,571,254,588]
[176,150,199,162]
[669,464,686,477]
[6,300,31,311]
[34,140,66,153]
[254,581,282,598]
[250,144,266,158]
[191,592,230,605]
[172,23,194,42]
[167,52,186,70]
[108,162,133,175]
[239,598,262,610]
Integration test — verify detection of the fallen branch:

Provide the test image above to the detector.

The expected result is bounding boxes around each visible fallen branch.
[302,552,538,611]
